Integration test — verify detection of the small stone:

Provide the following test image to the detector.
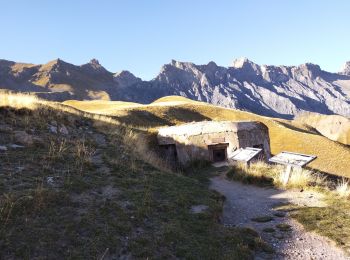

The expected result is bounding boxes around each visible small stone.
[59,125,69,135]
[14,131,34,145]
[9,144,25,149]
[47,176,54,185]
[191,205,209,213]
[48,125,58,134]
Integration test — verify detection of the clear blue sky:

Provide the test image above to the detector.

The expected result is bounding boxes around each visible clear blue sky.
[1,0,349,80]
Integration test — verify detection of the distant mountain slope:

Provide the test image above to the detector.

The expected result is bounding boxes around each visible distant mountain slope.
[1,58,350,118]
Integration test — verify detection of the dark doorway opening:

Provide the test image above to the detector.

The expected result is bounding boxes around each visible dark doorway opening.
[208,143,229,162]
[160,144,177,163]
[212,148,226,162]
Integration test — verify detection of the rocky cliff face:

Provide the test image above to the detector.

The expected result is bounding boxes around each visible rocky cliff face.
[1,58,350,119]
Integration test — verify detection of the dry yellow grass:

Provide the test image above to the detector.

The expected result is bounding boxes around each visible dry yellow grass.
[229,161,322,190]
[63,100,142,114]
[66,96,350,178]
[0,92,42,109]
[279,168,314,189]
[335,179,350,198]
[152,95,198,103]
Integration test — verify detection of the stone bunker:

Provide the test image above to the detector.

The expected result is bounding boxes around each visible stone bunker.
[157,121,271,165]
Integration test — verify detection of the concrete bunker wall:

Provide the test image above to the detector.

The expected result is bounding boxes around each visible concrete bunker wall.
[236,127,271,160]
[173,132,240,164]
[157,121,271,165]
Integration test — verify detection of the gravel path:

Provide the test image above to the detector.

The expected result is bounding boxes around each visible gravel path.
[210,175,349,260]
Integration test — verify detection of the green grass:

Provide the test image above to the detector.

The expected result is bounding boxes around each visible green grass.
[285,198,350,252]
[275,223,292,232]
[251,216,274,223]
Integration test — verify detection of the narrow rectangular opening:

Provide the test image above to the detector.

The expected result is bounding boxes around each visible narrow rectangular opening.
[208,143,229,162]
[160,144,177,162]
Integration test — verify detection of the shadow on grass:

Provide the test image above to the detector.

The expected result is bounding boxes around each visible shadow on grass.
[164,107,210,123]
[274,120,319,135]
[114,109,173,127]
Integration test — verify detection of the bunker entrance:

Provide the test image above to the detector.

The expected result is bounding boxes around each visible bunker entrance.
[160,144,177,163]
[208,144,229,162]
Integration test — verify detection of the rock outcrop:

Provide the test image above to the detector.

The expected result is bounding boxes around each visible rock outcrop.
[295,113,350,145]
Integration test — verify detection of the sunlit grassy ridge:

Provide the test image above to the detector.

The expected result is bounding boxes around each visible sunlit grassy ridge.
[152,95,199,103]
[63,100,142,114]
[66,96,350,178]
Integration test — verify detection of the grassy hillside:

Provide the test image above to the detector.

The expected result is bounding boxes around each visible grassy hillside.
[66,97,350,178]
[0,93,268,259]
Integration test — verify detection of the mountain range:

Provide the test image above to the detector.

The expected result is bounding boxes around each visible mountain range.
[1,57,350,119]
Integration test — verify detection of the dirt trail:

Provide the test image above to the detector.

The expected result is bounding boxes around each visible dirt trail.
[210,175,348,260]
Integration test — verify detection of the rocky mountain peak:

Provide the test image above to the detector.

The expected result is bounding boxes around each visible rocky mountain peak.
[299,63,321,72]
[168,59,196,69]
[231,57,261,75]
[340,61,350,75]
[207,61,218,68]
[231,57,252,68]
[81,58,108,74]
[89,58,100,65]
[293,63,322,79]
[44,58,68,69]
[114,70,138,79]
[114,70,141,88]
[0,59,15,67]
[85,58,104,69]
